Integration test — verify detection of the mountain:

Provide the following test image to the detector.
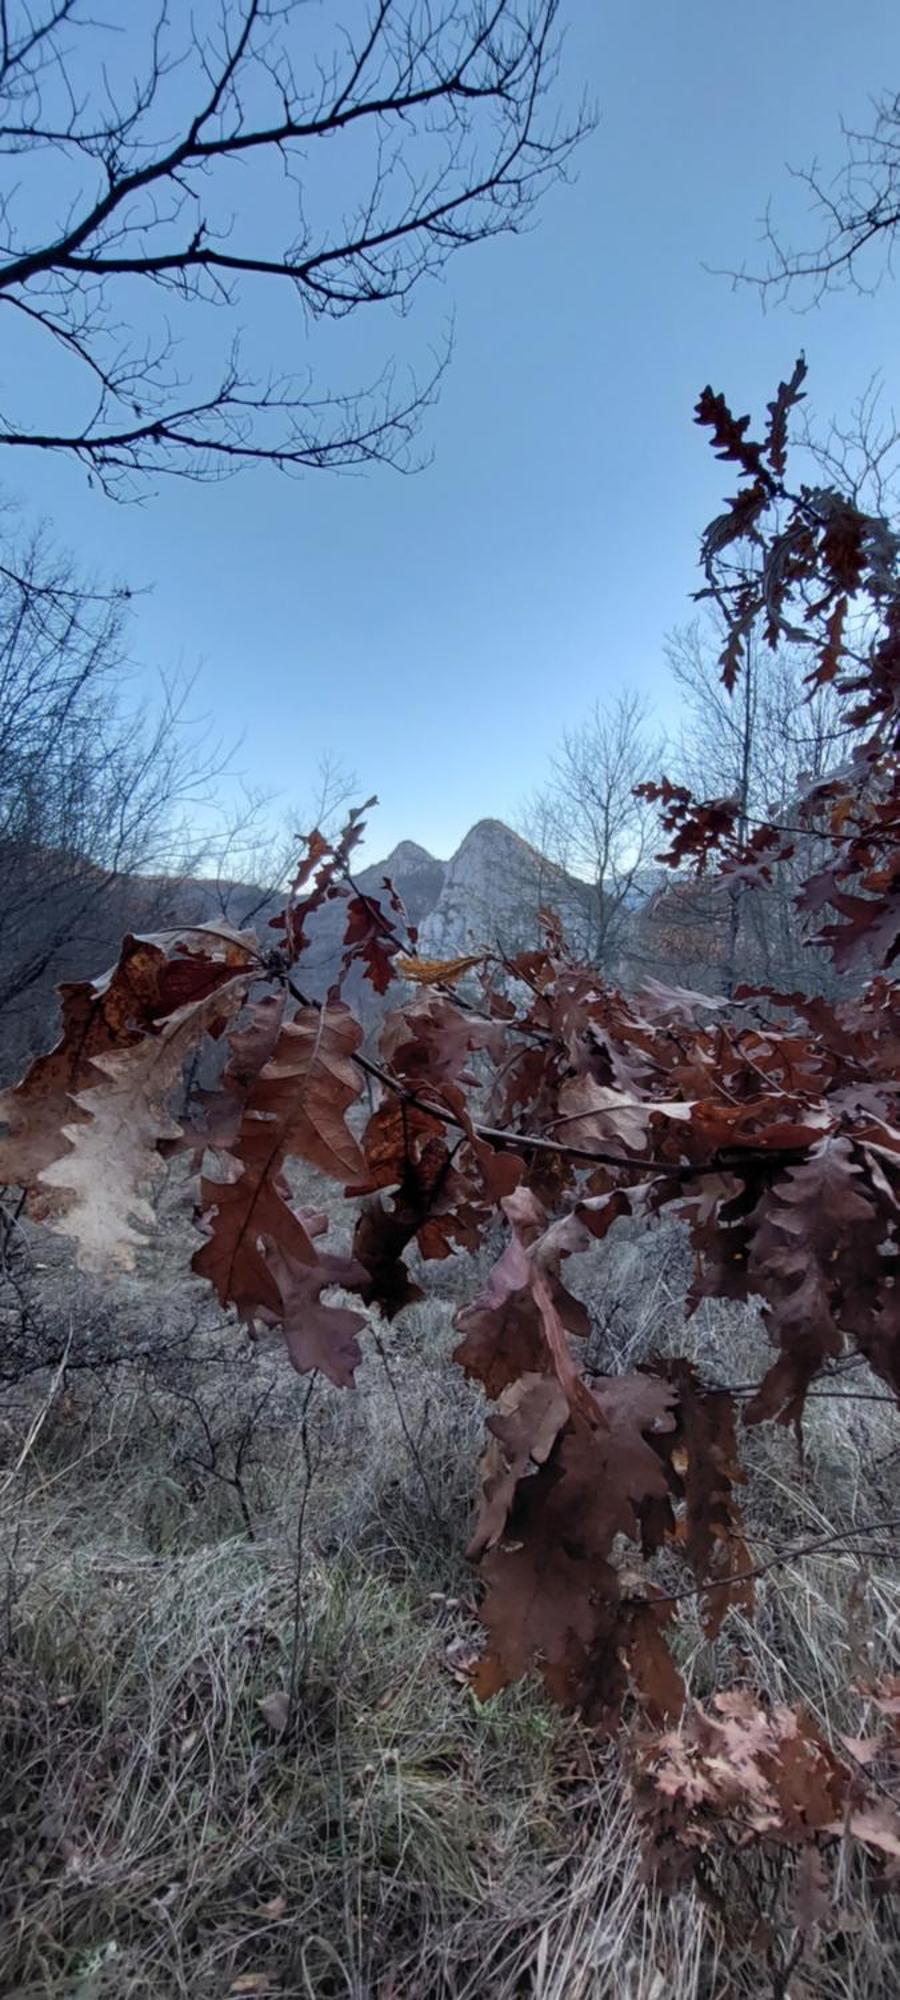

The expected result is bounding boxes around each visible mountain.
[1,815,665,1082]
[181,818,553,999]
[368,839,448,932]
[179,817,659,1007]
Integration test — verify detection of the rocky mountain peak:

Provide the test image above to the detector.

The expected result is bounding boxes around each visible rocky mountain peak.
[454,817,533,856]
[416,817,542,959]
[181,814,649,1009]
[379,838,441,874]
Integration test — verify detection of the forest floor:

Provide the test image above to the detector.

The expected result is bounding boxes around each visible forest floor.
[1,1190,899,1999]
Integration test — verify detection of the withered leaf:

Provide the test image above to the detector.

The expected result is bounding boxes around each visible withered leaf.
[467,1371,568,1559]
[396,951,486,986]
[264,1241,368,1388]
[39,974,251,1270]
[0,926,256,1191]
[472,1375,681,1732]
[250,1005,366,1184]
[649,1359,753,1636]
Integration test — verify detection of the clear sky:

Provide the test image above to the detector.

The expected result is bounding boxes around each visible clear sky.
[9,0,900,863]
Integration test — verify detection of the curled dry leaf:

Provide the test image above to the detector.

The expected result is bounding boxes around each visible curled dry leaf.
[630,1689,900,1878]
[468,1371,569,1560]
[396,951,487,986]
[0,925,257,1191]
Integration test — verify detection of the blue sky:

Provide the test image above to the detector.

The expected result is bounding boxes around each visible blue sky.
[9,0,900,863]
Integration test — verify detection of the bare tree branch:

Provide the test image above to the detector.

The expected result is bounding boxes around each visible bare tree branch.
[0,0,590,490]
[0,526,262,1076]
[732,88,900,305]
[523,692,662,972]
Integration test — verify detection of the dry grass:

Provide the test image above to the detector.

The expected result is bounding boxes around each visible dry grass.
[1,1216,898,1998]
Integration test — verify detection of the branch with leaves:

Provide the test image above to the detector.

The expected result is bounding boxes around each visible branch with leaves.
[1,362,898,1876]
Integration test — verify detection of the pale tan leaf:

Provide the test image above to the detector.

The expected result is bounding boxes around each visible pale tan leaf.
[139,921,259,960]
[40,975,250,1271]
[844,1807,900,1858]
[554,1078,687,1155]
[0,927,258,1190]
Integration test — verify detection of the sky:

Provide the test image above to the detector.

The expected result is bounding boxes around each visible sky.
[7,0,900,865]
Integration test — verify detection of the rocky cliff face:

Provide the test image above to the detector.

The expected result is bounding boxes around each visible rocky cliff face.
[189,819,543,959]
[417,818,551,958]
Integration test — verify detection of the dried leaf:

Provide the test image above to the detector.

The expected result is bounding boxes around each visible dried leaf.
[396,952,486,986]
[468,1371,568,1559]
[40,975,250,1270]
[250,1006,367,1184]
[0,926,256,1191]
[264,1241,368,1388]
[650,1359,753,1636]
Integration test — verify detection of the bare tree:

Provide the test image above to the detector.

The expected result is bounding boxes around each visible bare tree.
[659,615,861,994]
[736,86,900,306]
[0,1,587,493]
[524,692,660,971]
[0,529,235,1076]
[190,751,360,932]
[797,376,900,518]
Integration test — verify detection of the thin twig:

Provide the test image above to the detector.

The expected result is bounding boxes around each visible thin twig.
[656,1516,900,1607]
[369,1324,446,1535]
[0,1318,73,1496]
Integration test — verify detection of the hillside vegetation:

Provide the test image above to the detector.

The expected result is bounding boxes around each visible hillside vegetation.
[3,1202,898,1998]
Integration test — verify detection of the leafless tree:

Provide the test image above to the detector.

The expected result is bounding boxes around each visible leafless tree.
[0,0,588,493]
[797,376,900,518]
[659,615,861,994]
[524,692,661,971]
[0,529,236,1076]
[187,751,360,934]
[736,87,900,306]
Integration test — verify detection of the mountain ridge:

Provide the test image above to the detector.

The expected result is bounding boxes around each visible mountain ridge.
[180,817,553,1004]
[181,816,664,1009]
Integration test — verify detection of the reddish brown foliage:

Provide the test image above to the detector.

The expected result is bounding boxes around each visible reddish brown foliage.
[1,367,898,1866]
[647,1358,754,1636]
[630,1687,900,1885]
[641,358,900,975]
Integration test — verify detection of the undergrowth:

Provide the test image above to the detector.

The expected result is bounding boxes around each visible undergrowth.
[1,1220,898,1998]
